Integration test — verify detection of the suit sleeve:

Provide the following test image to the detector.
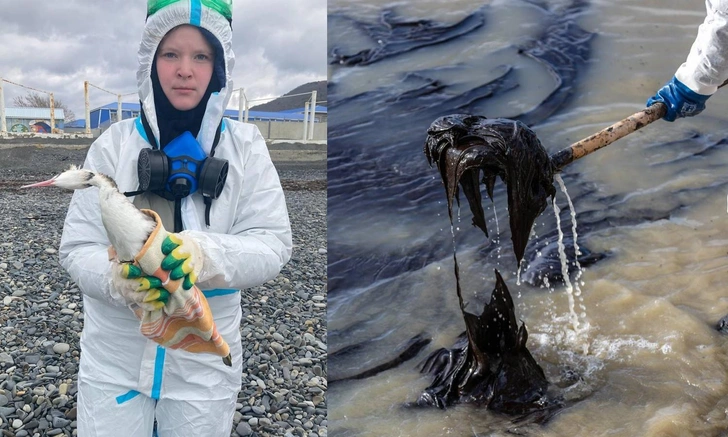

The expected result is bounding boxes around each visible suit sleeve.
[675,0,728,95]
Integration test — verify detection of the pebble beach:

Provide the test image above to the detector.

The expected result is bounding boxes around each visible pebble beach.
[0,143,327,437]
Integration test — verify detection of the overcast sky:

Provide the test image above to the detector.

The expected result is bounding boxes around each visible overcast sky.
[0,0,327,121]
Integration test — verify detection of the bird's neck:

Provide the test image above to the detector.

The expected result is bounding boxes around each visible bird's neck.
[89,173,118,191]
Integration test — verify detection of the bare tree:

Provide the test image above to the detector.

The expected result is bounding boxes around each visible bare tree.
[13,92,76,123]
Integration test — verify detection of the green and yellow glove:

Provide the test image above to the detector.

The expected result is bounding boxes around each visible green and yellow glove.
[110,232,204,312]
[160,233,204,290]
[112,263,169,311]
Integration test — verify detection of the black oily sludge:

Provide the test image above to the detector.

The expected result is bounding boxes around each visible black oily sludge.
[416,269,553,415]
[420,116,560,417]
[424,114,556,263]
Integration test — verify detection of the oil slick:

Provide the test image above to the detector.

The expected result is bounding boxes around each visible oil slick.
[329,8,486,66]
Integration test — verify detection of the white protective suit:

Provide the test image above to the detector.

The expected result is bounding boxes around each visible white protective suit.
[58,1,292,435]
[675,0,728,95]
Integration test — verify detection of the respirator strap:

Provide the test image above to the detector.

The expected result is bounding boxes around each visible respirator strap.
[210,119,222,155]
[202,121,224,228]
[121,109,158,196]
[204,197,213,228]
[174,198,184,233]
[122,109,160,198]
[139,107,158,149]
[123,189,145,197]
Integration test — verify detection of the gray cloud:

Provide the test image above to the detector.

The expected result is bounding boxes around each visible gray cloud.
[0,0,326,121]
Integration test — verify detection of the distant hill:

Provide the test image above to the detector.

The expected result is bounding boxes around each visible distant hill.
[250,81,327,112]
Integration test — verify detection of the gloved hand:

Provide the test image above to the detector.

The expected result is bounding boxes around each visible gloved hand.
[646,76,711,122]
[110,232,203,312]
[160,233,204,290]
[111,262,170,312]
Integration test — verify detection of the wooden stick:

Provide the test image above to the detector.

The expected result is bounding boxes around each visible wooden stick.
[551,78,728,171]
[550,103,666,171]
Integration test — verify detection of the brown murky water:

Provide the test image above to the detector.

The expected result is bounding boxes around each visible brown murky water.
[328,0,728,435]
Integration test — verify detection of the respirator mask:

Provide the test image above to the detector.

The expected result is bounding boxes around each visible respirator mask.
[137,131,228,200]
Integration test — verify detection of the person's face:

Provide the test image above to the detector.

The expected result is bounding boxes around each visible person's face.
[155,25,215,111]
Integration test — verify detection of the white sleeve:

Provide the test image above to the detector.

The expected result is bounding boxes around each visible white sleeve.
[58,131,127,307]
[675,0,728,95]
[184,126,293,291]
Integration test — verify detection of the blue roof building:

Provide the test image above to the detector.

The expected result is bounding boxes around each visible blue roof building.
[66,102,326,129]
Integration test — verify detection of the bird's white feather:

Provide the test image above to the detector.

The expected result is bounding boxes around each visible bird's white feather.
[96,183,157,261]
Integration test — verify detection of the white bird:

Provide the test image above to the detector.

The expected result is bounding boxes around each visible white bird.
[22,165,156,261]
[23,166,234,366]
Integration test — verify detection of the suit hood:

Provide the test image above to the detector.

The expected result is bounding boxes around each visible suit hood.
[137,0,234,154]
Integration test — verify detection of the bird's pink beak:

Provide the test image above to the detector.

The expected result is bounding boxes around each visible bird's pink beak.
[21,177,57,188]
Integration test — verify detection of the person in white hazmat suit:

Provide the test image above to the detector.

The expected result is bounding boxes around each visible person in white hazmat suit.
[58,0,292,435]
[647,1,728,120]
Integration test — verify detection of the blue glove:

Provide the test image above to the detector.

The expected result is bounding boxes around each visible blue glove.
[646,76,710,122]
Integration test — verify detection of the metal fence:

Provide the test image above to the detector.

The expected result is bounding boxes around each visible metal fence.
[0,77,67,135]
[0,78,326,142]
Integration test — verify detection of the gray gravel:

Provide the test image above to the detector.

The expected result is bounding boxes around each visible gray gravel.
[0,145,327,437]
